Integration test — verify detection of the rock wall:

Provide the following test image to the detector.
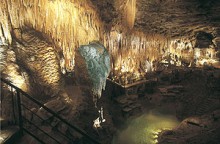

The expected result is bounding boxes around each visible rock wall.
[136,0,220,37]
[12,28,63,98]
[158,110,220,144]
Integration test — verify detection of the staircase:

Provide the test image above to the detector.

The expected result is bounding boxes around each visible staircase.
[0,78,100,144]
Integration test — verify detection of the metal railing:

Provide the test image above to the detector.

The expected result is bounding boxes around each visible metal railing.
[0,78,101,144]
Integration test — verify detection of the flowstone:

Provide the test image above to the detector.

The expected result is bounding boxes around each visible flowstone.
[75,41,111,104]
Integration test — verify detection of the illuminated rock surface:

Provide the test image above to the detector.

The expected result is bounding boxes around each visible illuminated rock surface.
[0,0,220,144]
[75,41,111,103]
[0,0,103,72]
[0,0,220,85]
[158,110,220,144]
[12,28,63,98]
[0,39,8,72]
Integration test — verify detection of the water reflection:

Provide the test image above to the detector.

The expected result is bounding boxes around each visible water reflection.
[112,111,179,144]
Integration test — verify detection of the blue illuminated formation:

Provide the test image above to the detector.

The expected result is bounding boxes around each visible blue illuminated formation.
[76,41,111,104]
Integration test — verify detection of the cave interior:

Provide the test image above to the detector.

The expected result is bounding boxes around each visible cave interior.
[0,0,220,144]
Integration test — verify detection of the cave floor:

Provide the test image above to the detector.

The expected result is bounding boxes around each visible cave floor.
[2,66,220,144]
[81,66,220,144]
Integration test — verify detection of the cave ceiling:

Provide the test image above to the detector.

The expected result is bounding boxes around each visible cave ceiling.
[92,0,220,37]
[1,0,220,89]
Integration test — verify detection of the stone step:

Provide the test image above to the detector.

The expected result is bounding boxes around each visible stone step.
[0,126,21,144]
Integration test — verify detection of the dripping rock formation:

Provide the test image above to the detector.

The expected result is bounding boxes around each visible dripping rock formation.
[0,0,220,144]
[75,41,111,103]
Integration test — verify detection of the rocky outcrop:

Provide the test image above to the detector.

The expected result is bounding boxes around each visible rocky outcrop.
[91,0,220,38]
[158,110,220,144]
[12,28,63,98]
[75,41,111,104]
[136,0,220,37]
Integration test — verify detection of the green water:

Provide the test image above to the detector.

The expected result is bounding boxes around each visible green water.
[112,111,179,144]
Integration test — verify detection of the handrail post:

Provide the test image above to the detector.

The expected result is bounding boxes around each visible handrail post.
[11,87,16,124]
[17,90,23,135]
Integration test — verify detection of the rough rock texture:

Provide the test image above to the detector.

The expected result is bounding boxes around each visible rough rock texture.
[91,0,220,37]
[0,0,104,72]
[1,46,29,92]
[136,0,220,37]
[12,28,63,98]
[90,0,118,25]
[90,0,220,84]
[0,1,220,143]
[75,41,111,103]
[0,39,8,72]
[158,110,220,144]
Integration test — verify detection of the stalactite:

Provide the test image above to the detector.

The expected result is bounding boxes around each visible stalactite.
[0,0,12,44]
[1,0,103,72]
[105,29,167,84]
[105,27,219,85]
[115,0,136,30]
[124,0,136,29]
[1,0,218,87]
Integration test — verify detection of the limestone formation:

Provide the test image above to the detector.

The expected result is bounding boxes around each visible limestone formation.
[75,41,111,104]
